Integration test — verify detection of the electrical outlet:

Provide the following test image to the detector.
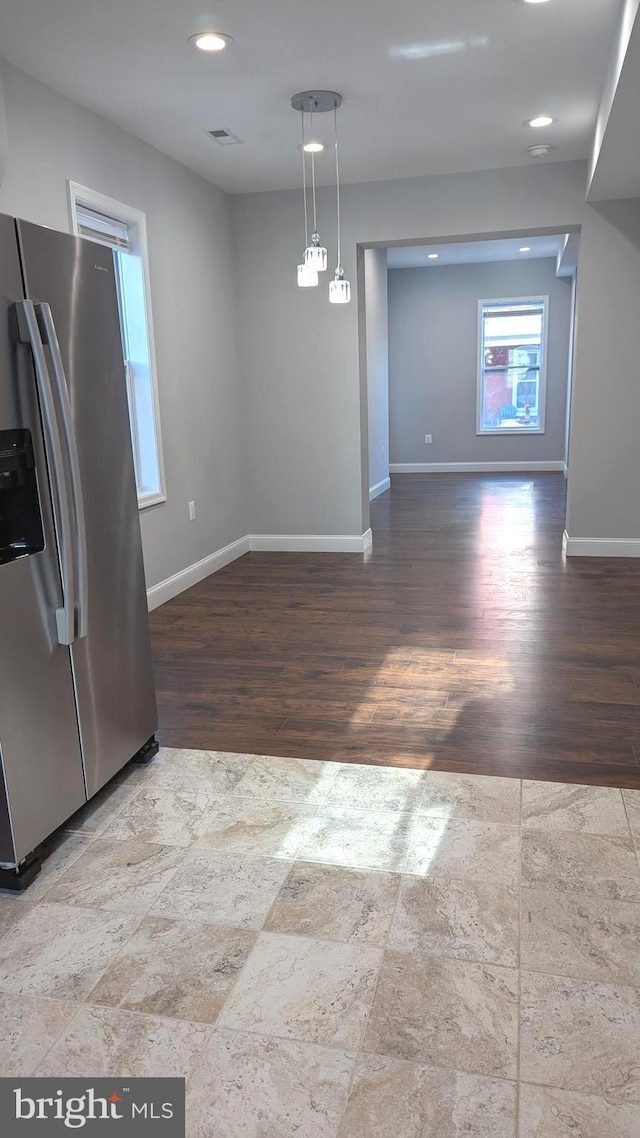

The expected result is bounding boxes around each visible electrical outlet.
[188,500,196,521]
[425,434,433,444]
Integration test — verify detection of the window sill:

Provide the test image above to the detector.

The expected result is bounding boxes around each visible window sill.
[138,490,166,511]
[477,428,545,436]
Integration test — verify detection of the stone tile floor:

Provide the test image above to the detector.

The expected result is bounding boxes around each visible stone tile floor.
[0,749,639,1136]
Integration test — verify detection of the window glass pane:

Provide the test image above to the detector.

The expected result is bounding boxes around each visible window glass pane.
[115,249,161,498]
[479,299,546,432]
[71,186,163,504]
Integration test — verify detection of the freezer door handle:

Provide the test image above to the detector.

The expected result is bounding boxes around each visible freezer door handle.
[36,302,89,640]
[16,300,76,646]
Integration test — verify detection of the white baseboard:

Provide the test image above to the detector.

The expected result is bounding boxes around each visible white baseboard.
[148,530,375,609]
[147,535,250,610]
[369,477,391,501]
[249,531,372,553]
[389,461,565,474]
[563,531,640,557]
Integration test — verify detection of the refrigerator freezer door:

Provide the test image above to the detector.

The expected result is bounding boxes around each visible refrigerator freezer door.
[17,220,157,798]
[0,214,86,867]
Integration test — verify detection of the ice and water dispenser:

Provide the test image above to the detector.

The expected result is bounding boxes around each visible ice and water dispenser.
[0,428,45,566]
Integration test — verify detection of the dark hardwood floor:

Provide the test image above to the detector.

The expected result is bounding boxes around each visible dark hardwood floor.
[150,474,640,788]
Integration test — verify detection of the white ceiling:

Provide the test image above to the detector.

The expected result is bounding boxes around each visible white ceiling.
[387,234,567,269]
[0,0,623,194]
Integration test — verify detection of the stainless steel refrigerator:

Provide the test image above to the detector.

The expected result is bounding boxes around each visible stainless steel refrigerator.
[0,213,158,889]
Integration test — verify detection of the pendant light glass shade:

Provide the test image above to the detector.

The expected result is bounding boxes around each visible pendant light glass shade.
[304,233,327,272]
[329,106,350,304]
[297,262,319,287]
[329,268,351,304]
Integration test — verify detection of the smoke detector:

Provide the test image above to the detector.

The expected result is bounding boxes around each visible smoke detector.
[207,128,243,146]
[527,143,554,158]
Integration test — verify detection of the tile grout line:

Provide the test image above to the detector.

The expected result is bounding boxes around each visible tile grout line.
[17,987,639,1100]
[211,1019,525,1089]
[19,827,105,896]
[413,766,435,817]
[0,906,158,1076]
[331,931,398,1136]
[61,763,157,839]
[34,1003,217,1082]
[187,1022,360,1105]
[13,821,640,917]
[36,833,190,912]
[515,776,523,1138]
[25,1000,90,1078]
[516,882,640,907]
[209,811,345,1040]
[8,884,640,1008]
[620,789,640,872]
[13,894,640,995]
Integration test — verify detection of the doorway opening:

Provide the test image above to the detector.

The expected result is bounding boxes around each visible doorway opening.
[359,230,579,525]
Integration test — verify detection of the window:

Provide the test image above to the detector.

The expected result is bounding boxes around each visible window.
[477,296,548,434]
[68,182,165,507]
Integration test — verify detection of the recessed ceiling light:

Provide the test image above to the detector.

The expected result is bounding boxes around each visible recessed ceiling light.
[427,253,439,260]
[522,0,552,4]
[519,246,532,253]
[189,32,233,52]
[526,115,556,128]
[297,141,325,154]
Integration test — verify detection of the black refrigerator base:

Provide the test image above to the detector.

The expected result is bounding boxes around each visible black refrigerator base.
[0,849,41,891]
[131,735,159,765]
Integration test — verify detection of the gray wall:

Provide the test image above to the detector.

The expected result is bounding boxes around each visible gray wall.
[388,259,572,465]
[0,67,7,187]
[364,248,390,493]
[564,276,577,472]
[0,60,247,589]
[233,185,363,537]
[233,161,640,546]
[567,198,640,539]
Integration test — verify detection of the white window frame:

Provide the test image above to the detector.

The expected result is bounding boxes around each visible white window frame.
[67,180,166,509]
[476,295,549,436]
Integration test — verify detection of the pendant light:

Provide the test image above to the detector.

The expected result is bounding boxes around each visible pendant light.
[328,105,351,304]
[291,93,341,278]
[297,110,318,287]
[291,92,348,303]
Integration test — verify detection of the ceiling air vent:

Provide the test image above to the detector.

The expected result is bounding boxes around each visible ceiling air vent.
[207,128,243,146]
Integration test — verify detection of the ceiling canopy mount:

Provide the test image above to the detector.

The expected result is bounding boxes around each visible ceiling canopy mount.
[290,91,342,115]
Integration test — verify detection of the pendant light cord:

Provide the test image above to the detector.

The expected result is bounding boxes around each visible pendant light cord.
[310,106,318,234]
[334,106,341,268]
[301,110,309,246]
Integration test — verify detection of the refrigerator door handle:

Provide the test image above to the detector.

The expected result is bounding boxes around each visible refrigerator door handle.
[15,300,76,646]
[35,302,89,640]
